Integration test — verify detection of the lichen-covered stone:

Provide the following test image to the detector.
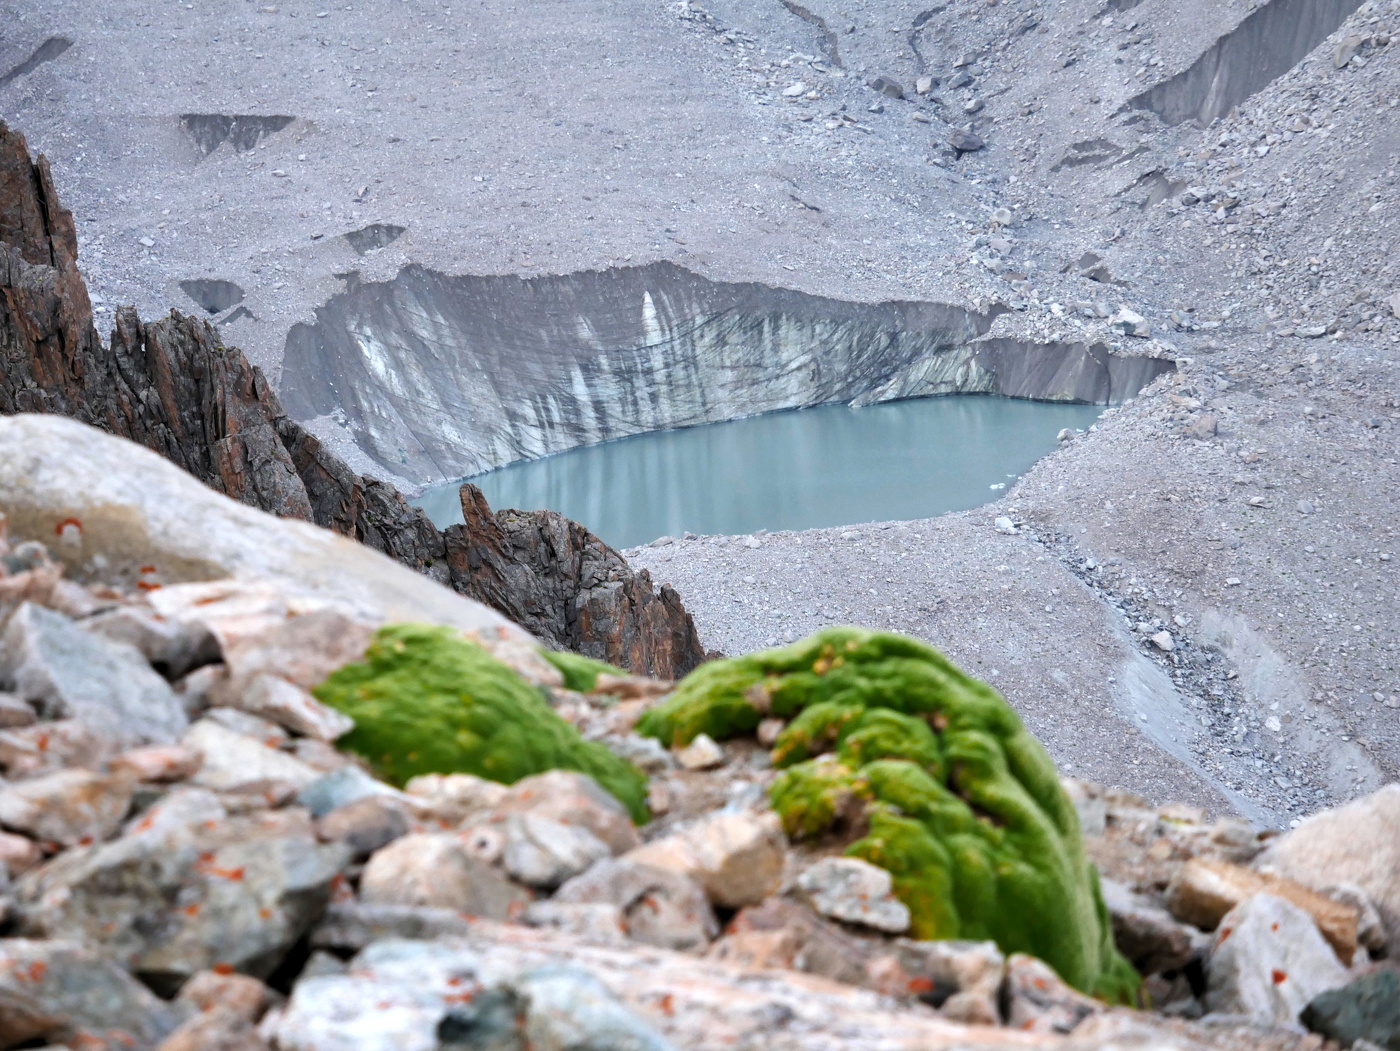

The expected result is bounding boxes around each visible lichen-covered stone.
[637,627,1137,1002]
[314,624,649,822]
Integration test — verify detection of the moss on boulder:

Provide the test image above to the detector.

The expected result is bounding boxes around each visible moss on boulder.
[314,624,649,822]
[636,627,1138,1002]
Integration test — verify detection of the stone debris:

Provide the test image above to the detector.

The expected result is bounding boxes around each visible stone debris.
[501,812,612,889]
[358,832,529,919]
[796,856,912,934]
[554,858,718,951]
[1205,893,1350,1025]
[0,768,134,846]
[625,810,785,908]
[675,731,725,769]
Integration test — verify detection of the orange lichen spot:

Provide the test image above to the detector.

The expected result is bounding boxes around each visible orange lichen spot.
[506,899,526,920]
[55,517,82,536]
[259,908,273,920]
[1272,969,1288,985]
[658,993,676,1016]
[1271,922,1280,932]
[183,904,201,917]
[136,580,162,591]
[212,962,235,976]
[77,835,94,847]
[444,990,475,1005]
[139,565,157,574]
[35,733,49,752]
[25,961,47,982]
[907,976,935,995]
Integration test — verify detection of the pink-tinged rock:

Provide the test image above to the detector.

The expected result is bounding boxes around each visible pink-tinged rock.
[404,771,507,822]
[183,720,321,793]
[359,832,529,919]
[0,691,37,728]
[82,603,217,680]
[177,969,274,1021]
[796,857,911,934]
[110,744,203,783]
[522,901,631,945]
[0,768,134,846]
[0,830,43,876]
[625,811,785,909]
[498,770,640,854]
[217,673,354,742]
[1003,953,1103,1033]
[554,857,717,951]
[0,718,110,779]
[316,795,411,860]
[157,1007,271,1051]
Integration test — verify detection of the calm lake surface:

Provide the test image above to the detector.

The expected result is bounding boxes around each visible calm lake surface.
[415,395,1104,549]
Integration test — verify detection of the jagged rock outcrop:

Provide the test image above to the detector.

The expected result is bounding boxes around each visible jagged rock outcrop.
[0,120,704,678]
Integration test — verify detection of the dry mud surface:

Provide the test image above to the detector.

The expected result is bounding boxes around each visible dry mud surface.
[4,0,1400,823]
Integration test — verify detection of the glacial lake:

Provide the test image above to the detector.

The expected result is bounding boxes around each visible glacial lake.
[415,395,1105,549]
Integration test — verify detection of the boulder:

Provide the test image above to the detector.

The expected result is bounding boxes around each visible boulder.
[554,857,718,951]
[0,602,187,747]
[157,1007,271,1051]
[624,811,784,908]
[220,673,354,741]
[796,857,911,934]
[0,938,186,1050]
[0,768,134,846]
[714,896,873,988]
[1100,878,1194,975]
[81,603,217,679]
[1166,856,1359,964]
[502,813,611,889]
[110,744,203,783]
[359,833,529,919]
[404,770,508,822]
[1255,785,1400,957]
[510,964,679,1051]
[296,765,404,818]
[316,795,411,859]
[1002,953,1103,1034]
[0,718,111,778]
[177,968,275,1020]
[184,719,322,793]
[1205,893,1350,1025]
[1302,968,1400,1051]
[15,808,349,993]
[521,901,630,946]
[498,769,642,854]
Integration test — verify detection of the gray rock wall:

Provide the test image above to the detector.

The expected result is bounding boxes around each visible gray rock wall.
[281,262,1175,485]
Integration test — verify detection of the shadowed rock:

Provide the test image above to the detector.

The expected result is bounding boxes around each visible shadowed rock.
[179,114,296,156]
[179,278,245,315]
[0,37,73,87]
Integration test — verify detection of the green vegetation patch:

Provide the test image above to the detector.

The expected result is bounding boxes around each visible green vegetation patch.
[637,626,1138,1002]
[315,623,649,822]
[539,649,627,693]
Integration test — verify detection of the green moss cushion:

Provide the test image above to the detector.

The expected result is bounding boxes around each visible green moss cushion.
[314,624,649,822]
[636,627,1138,1002]
[539,649,627,693]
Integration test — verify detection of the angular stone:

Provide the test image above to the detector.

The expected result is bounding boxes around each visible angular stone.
[521,901,630,946]
[15,810,348,992]
[513,965,679,1051]
[310,902,474,953]
[796,857,911,934]
[177,968,274,1021]
[316,794,411,859]
[0,718,110,779]
[1166,856,1359,964]
[0,938,186,1050]
[498,770,640,854]
[359,833,528,919]
[0,829,43,876]
[1100,878,1194,975]
[1255,785,1400,958]
[0,691,36,728]
[718,896,873,988]
[297,765,406,818]
[554,857,718,951]
[0,602,186,747]
[81,604,217,680]
[202,705,289,748]
[0,768,134,846]
[1003,953,1102,1033]
[219,672,353,741]
[675,732,724,770]
[625,811,784,908]
[890,940,1005,1025]
[1205,893,1350,1025]
[110,744,203,783]
[1302,968,1400,1051]
[156,1007,270,1051]
[404,770,508,822]
[184,719,321,793]
[502,813,611,889]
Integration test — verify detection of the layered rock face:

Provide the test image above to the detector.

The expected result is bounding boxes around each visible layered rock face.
[0,121,703,678]
[281,262,1176,485]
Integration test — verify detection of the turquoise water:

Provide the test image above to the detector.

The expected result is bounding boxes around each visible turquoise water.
[415,395,1103,549]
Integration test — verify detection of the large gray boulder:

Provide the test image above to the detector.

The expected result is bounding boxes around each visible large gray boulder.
[15,801,349,994]
[0,602,186,747]
[0,938,187,1049]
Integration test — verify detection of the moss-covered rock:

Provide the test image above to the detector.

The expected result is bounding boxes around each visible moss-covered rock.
[636,626,1138,1002]
[539,649,627,693]
[314,624,649,822]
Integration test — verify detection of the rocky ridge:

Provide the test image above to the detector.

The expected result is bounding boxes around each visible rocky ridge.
[0,121,704,680]
[0,425,1397,1050]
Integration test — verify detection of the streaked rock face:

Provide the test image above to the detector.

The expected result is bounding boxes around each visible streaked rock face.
[282,261,1174,484]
